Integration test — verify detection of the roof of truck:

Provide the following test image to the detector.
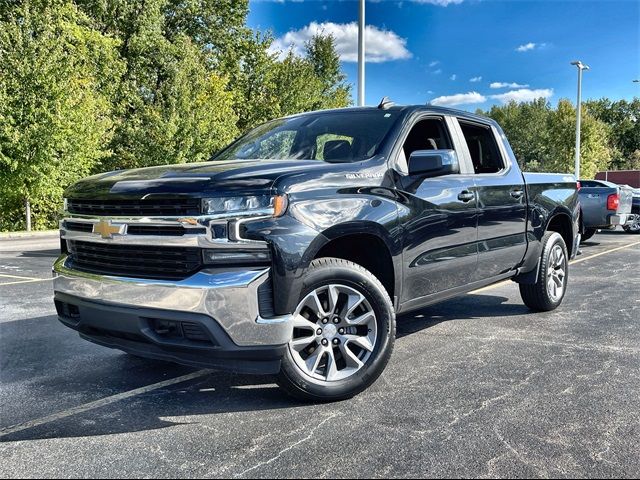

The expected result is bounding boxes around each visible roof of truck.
[285,104,497,126]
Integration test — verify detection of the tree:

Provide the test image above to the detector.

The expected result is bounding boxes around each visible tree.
[74,0,240,171]
[481,98,614,178]
[0,1,122,230]
[305,34,351,110]
[545,99,612,178]
[584,98,640,170]
[483,98,551,171]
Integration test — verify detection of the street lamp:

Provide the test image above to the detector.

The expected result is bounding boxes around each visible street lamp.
[571,60,589,180]
[357,0,365,106]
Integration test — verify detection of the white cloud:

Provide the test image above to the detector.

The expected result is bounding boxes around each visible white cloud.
[429,60,440,67]
[269,21,411,63]
[450,74,457,81]
[490,88,554,104]
[490,82,530,89]
[470,76,482,82]
[516,42,536,52]
[430,91,487,107]
[516,42,547,52]
[432,68,442,74]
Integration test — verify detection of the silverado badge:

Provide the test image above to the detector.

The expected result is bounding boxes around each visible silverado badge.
[92,219,124,239]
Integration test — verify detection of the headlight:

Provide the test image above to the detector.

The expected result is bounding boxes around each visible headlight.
[201,194,287,218]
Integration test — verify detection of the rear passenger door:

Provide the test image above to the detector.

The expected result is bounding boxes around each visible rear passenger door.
[455,119,527,279]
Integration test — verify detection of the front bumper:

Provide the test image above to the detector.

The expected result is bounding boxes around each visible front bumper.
[52,254,293,374]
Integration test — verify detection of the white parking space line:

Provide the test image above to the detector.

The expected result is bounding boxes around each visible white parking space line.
[571,239,640,265]
[0,370,212,439]
[0,273,43,280]
[0,278,53,286]
[471,239,640,294]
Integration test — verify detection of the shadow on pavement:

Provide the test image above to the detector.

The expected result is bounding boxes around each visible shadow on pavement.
[19,249,60,258]
[397,293,530,339]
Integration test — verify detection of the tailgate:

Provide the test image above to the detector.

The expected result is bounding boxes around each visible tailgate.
[618,187,633,214]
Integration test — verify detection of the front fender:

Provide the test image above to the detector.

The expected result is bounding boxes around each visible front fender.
[242,191,402,315]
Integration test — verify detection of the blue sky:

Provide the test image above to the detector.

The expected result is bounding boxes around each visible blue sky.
[247,0,640,110]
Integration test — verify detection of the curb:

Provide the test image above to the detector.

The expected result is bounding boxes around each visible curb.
[0,230,59,240]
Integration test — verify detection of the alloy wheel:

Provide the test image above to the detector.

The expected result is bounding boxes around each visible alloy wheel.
[288,284,377,383]
[546,244,566,302]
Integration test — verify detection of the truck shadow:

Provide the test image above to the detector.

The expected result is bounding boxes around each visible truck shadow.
[2,293,530,443]
[396,293,530,339]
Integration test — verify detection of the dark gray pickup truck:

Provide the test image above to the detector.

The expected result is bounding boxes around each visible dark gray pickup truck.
[53,104,580,401]
[579,179,634,241]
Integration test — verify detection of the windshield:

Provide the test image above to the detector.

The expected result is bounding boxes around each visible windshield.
[213,110,401,163]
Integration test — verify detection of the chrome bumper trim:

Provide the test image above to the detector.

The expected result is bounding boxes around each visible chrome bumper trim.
[52,255,293,347]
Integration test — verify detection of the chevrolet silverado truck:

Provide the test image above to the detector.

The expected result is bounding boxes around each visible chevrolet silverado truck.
[53,104,580,401]
[578,179,634,241]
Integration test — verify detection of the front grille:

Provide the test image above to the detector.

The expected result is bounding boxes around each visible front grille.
[68,240,202,280]
[63,221,205,236]
[63,221,93,233]
[67,198,201,217]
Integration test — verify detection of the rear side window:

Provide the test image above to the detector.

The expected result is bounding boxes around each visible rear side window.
[459,122,505,174]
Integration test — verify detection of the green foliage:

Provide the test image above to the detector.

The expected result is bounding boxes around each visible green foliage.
[584,98,640,170]
[0,1,122,230]
[481,97,617,179]
[0,0,352,230]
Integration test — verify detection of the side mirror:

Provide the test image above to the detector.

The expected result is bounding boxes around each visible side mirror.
[408,149,459,178]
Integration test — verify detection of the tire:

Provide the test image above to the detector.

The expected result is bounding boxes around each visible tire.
[622,215,640,234]
[277,257,395,402]
[581,228,597,242]
[519,231,569,312]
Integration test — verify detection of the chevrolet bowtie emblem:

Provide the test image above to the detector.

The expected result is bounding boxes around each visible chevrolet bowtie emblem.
[92,220,124,239]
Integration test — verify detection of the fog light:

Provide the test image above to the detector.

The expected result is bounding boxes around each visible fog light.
[202,249,271,266]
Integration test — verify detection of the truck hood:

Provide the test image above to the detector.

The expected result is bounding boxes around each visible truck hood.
[65,159,330,198]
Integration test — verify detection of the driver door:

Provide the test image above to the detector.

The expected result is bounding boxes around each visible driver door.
[395,116,478,309]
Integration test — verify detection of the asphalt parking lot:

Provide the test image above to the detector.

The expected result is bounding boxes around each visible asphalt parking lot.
[1,232,639,478]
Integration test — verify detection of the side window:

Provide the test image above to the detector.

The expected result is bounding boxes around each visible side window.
[398,118,452,173]
[459,122,505,174]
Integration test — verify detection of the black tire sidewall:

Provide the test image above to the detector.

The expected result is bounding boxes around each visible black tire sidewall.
[539,232,569,308]
[278,258,395,401]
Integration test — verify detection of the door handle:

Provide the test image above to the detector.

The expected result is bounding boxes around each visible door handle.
[510,189,524,199]
[458,190,475,202]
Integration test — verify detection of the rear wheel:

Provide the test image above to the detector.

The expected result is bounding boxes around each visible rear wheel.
[519,231,568,312]
[581,228,597,242]
[277,258,395,402]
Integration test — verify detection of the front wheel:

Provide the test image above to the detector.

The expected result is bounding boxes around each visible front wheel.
[277,258,395,402]
[519,231,569,312]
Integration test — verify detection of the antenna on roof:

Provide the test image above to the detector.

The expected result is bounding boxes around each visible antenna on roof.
[378,96,395,109]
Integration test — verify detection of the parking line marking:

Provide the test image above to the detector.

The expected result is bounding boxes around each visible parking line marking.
[0,369,212,439]
[0,273,43,280]
[0,278,53,286]
[570,239,640,265]
[471,239,640,294]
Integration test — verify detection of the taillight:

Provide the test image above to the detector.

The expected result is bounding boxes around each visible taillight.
[607,193,620,211]
[576,181,581,191]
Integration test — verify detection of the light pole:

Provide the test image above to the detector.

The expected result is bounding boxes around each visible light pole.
[357,0,365,106]
[571,60,589,180]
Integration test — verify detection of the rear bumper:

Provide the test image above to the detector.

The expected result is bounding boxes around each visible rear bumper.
[609,213,630,226]
[52,254,293,374]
